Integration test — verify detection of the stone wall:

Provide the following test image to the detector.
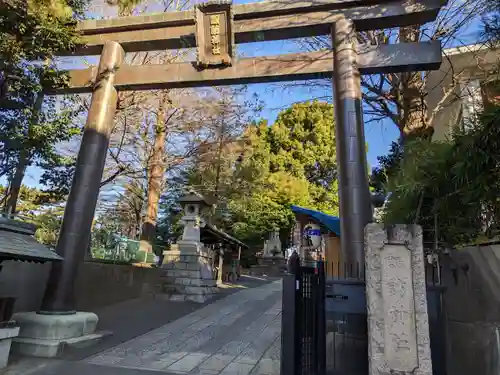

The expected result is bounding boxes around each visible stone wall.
[0,261,51,313]
[441,245,500,375]
[74,262,162,310]
[0,261,162,313]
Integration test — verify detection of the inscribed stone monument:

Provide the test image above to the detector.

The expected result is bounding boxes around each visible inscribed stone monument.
[365,224,432,375]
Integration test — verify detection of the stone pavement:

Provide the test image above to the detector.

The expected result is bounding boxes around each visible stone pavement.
[85,279,282,375]
[5,279,282,375]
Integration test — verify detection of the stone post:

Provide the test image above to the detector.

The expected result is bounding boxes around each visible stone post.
[365,224,433,375]
[332,17,372,274]
[217,248,224,284]
[237,245,241,278]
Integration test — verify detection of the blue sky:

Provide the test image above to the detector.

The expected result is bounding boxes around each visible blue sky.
[8,0,483,188]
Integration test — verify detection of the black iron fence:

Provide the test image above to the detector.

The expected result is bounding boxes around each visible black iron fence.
[281,259,447,375]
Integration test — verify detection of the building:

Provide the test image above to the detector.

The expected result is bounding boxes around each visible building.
[290,206,342,277]
[426,44,500,141]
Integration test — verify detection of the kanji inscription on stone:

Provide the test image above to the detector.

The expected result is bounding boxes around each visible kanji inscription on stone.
[210,14,221,55]
[195,1,233,68]
[381,244,418,372]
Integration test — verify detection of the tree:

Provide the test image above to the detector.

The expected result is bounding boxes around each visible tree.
[183,101,338,249]
[482,0,500,44]
[1,93,82,213]
[372,0,500,227]
[265,101,338,212]
[382,103,500,247]
[369,141,404,194]
[0,184,65,247]
[232,102,338,245]
[294,0,487,139]
[32,209,64,248]
[0,0,88,213]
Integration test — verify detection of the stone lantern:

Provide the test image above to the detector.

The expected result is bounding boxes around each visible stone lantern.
[160,190,217,303]
[177,190,212,249]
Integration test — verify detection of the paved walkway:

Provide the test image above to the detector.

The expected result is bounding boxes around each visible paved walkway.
[86,280,282,375]
[6,279,282,375]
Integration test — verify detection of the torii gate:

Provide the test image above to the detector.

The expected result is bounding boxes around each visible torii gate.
[41,0,445,314]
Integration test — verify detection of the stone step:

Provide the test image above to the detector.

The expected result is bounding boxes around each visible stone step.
[162,262,206,271]
[161,269,202,278]
[160,280,218,293]
[172,277,216,287]
[159,276,175,285]
[168,293,216,303]
[160,284,177,294]
[165,285,218,295]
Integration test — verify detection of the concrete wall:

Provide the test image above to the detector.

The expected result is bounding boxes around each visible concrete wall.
[0,261,162,314]
[74,262,162,311]
[0,261,51,313]
[441,245,500,375]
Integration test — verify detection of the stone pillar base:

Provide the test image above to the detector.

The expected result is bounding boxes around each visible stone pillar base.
[161,249,217,303]
[0,326,20,368]
[10,312,108,358]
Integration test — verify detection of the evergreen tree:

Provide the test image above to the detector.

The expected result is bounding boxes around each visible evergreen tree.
[0,0,89,212]
[183,101,339,248]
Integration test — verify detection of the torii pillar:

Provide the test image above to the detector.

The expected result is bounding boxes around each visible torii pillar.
[332,17,373,277]
[11,41,125,358]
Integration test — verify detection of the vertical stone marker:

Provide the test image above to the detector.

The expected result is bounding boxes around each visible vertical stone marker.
[365,224,433,375]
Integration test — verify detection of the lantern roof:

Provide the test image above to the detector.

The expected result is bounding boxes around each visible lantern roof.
[177,190,212,207]
[0,216,63,263]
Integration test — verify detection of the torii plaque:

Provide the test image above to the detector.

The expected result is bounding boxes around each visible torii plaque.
[195,0,234,67]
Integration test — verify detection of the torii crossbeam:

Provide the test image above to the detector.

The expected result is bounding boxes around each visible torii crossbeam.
[41,0,446,314]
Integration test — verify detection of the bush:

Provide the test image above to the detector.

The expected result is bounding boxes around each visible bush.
[383,105,500,246]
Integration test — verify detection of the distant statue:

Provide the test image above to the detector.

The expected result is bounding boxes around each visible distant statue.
[263,229,282,258]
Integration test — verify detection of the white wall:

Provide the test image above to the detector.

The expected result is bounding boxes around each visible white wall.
[425,45,500,141]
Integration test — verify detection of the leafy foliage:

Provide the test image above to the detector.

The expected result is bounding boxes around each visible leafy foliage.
[369,141,404,194]
[181,101,338,249]
[0,185,64,246]
[0,0,88,211]
[482,0,500,44]
[383,104,500,246]
[32,209,64,247]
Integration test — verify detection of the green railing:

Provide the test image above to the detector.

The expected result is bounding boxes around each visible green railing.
[90,233,157,264]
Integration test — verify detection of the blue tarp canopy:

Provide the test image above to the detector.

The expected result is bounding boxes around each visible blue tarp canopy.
[290,206,341,237]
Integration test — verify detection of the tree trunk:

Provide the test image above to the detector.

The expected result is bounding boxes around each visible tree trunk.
[140,94,168,251]
[4,92,43,215]
[399,26,434,139]
[213,119,225,205]
[5,149,30,215]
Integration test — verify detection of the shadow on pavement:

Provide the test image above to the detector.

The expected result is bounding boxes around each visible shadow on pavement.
[10,275,278,365]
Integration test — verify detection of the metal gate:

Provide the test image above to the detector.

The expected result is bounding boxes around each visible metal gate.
[281,261,326,375]
[281,259,447,375]
[281,261,370,375]
[325,268,368,375]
